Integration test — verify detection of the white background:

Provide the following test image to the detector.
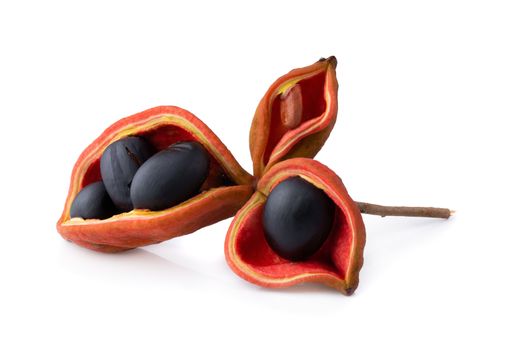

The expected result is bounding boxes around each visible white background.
[1,1,524,349]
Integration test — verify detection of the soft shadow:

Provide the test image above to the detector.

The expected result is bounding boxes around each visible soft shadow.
[260,282,344,296]
[58,241,205,286]
[237,281,353,314]
[359,215,454,291]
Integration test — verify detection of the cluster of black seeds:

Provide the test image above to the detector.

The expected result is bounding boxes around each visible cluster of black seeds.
[70,137,210,220]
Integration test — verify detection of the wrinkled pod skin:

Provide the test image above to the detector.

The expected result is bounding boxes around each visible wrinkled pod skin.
[57,106,254,252]
[225,158,366,295]
[250,56,338,178]
[263,176,335,261]
[131,142,210,211]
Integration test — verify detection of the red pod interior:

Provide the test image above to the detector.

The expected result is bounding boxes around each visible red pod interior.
[234,189,352,279]
[225,158,365,294]
[263,72,328,164]
[250,57,338,179]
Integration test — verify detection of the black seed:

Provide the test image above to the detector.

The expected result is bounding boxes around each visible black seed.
[70,181,118,220]
[262,176,335,261]
[100,136,154,211]
[130,141,210,211]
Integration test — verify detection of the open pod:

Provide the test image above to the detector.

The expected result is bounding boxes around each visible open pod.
[57,106,254,252]
[225,158,366,295]
[250,57,338,179]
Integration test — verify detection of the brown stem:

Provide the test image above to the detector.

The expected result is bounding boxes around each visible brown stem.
[356,202,453,219]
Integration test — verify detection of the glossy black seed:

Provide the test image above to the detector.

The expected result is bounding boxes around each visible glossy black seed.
[100,136,154,211]
[130,141,210,211]
[70,181,117,219]
[262,176,335,261]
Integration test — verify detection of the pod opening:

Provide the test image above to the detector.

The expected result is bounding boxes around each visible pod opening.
[234,198,352,279]
[263,71,328,164]
[82,124,233,190]
[77,124,236,220]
